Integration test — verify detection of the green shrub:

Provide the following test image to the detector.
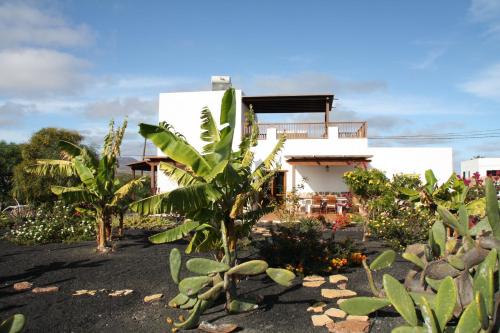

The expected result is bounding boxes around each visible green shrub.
[369,203,433,251]
[113,214,176,230]
[256,217,360,275]
[8,201,95,244]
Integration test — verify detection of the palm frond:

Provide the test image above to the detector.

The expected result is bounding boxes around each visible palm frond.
[74,157,97,191]
[139,123,212,177]
[200,107,220,152]
[58,140,99,170]
[252,134,285,179]
[148,220,200,244]
[111,177,146,205]
[113,119,127,158]
[51,186,93,204]
[26,159,76,177]
[96,155,114,193]
[130,183,221,215]
[102,119,115,157]
[160,162,201,186]
[208,88,236,163]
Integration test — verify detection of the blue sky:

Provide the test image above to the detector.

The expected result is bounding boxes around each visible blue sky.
[1,0,500,170]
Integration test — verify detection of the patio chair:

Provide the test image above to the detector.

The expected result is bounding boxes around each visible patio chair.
[311,195,322,213]
[326,195,337,213]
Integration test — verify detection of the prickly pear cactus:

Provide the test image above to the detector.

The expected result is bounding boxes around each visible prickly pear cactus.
[166,251,295,330]
[340,178,500,332]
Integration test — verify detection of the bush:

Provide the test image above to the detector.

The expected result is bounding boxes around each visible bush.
[7,201,95,244]
[256,217,362,275]
[113,214,176,230]
[369,202,433,251]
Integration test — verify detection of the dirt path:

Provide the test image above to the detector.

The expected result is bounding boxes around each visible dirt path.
[0,228,409,332]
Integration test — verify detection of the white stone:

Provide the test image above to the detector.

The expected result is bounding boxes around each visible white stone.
[321,289,357,299]
[325,308,347,319]
[311,314,333,327]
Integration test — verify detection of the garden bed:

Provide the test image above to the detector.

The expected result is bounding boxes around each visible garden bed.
[0,227,411,332]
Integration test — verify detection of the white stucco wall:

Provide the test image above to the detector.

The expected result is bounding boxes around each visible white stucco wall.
[291,165,354,193]
[461,158,500,178]
[154,89,454,194]
[368,147,454,183]
[156,90,243,192]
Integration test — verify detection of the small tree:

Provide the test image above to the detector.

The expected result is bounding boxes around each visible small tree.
[0,141,22,209]
[11,128,85,205]
[343,167,389,241]
[28,120,145,252]
[131,89,295,329]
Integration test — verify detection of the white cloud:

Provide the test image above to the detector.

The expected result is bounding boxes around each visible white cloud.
[469,0,500,22]
[0,48,90,97]
[0,102,38,126]
[460,62,500,100]
[84,97,158,123]
[244,72,387,95]
[339,93,470,116]
[0,2,93,48]
[411,47,446,70]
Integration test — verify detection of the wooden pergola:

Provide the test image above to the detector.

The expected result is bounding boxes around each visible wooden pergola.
[286,155,372,168]
[127,156,182,194]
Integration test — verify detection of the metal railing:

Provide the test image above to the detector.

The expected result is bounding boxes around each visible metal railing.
[243,121,367,140]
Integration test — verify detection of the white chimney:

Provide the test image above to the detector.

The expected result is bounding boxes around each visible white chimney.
[211,75,232,91]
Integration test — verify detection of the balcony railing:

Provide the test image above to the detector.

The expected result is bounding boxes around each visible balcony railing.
[244,121,367,140]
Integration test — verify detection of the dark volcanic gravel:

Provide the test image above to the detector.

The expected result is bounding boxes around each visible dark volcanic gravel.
[0,227,411,332]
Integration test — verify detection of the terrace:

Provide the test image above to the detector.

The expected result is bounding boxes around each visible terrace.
[242,94,367,140]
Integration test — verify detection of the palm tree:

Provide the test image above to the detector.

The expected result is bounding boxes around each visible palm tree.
[131,88,286,304]
[28,120,145,252]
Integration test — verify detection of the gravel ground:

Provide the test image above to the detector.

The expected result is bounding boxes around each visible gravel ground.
[0,227,411,332]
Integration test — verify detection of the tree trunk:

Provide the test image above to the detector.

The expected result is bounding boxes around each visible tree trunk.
[105,213,112,242]
[96,210,107,252]
[118,211,124,238]
[223,219,238,309]
[353,196,369,242]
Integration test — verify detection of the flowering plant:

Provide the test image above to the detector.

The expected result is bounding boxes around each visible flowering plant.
[8,201,95,245]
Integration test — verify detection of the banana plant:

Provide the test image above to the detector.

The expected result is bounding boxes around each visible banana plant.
[340,178,500,332]
[130,88,294,328]
[27,120,146,251]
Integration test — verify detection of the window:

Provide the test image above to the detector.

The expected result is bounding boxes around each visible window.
[486,170,500,177]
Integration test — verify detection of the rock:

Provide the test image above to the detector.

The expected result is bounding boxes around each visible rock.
[302,280,325,288]
[326,322,336,331]
[109,289,133,297]
[32,286,59,293]
[198,321,238,333]
[73,289,97,296]
[337,282,347,289]
[329,274,348,284]
[307,302,326,313]
[311,314,333,327]
[144,293,163,303]
[321,289,357,299]
[304,275,325,282]
[325,308,347,319]
[13,281,33,291]
[337,299,347,305]
[346,315,369,322]
[326,320,370,333]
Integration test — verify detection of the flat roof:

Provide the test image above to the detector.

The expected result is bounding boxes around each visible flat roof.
[242,94,333,113]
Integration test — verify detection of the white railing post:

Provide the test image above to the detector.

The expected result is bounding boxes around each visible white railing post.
[266,127,277,140]
[328,126,339,140]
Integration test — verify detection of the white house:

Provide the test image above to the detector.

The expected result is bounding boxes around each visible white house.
[461,157,500,179]
[142,78,453,197]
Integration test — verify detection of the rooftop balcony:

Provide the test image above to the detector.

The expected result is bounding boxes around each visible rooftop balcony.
[244,121,367,140]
